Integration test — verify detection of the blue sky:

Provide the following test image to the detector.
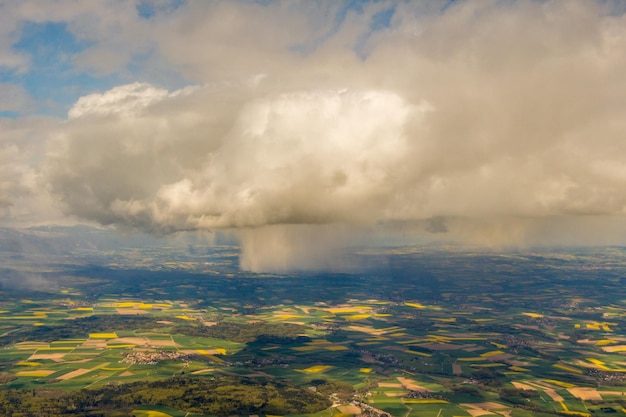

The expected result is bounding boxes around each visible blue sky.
[2,3,182,117]
[0,0,411,118]
[4,21,113,116]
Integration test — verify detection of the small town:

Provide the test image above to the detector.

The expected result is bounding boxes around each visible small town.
[121,350,193,365]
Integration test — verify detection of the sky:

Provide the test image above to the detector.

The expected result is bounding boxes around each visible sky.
[2,0,626,271]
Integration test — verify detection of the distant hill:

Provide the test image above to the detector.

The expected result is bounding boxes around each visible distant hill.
[0,225,166,256]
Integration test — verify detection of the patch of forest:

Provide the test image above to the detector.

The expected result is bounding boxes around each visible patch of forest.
[0,375,331,416]
[172,321,309,343]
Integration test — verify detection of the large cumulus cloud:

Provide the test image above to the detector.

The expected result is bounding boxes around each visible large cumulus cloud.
[48,81,427,232]
[47,1,626,231]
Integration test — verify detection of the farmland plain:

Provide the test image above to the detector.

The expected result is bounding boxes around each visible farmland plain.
[2,229,626,416]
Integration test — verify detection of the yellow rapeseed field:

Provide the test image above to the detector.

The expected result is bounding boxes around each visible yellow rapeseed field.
[300,365,333,373]
[405,350,432,357]
[16,370,55,377]
[405,302,425,309]
[344,314,371,321]
[89,333,118,339]
[16,361,41,367]
[175,315,196,321]
[196,350,225,363]
[481,350,505,357]
[545,379,575,388]
[139,412,172,417]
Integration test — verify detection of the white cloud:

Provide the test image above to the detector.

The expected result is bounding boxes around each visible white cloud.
[68,82,169,118]
[49,83,428,231]
[0,117,63,225]
[3,0,626,270]
[43,3,626,234]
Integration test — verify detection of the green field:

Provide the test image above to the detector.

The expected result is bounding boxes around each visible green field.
[2,245,626,415]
